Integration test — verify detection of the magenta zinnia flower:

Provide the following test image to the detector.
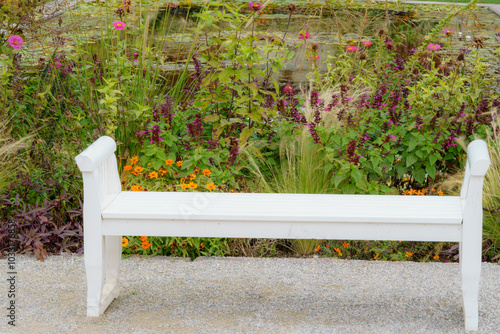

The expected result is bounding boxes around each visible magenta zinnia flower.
[363,40,373,47]
[427,44,441,51]
[298,31,310,40]
[113,21,126,30]
[443,28,453,37]
[346,46,357,52]
[249,1,262,11]
[8,35,23,50]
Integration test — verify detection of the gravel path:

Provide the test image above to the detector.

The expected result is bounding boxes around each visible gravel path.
[1,254,499,333]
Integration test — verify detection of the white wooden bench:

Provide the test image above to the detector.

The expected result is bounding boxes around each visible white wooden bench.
[75,136,490,331]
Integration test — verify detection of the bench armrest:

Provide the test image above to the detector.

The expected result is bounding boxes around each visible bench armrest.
[466,140,490,176]
[76,136,117,172]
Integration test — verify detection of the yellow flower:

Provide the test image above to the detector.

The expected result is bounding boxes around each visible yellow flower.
[202,169,211,176]
[124,165,132,171]
[130,156,139,165]
[122,237,129,247]
[180,184,188,190]
[176,160,183,167]
[131,185,143,191]
[188,182,198,189]
[149,171,158,179]
[165,159,174,166]
[206,183,216,191]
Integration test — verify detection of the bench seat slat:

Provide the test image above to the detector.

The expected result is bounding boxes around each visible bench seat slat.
[102,192,463,225]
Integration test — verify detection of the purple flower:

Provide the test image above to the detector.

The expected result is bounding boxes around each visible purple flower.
[284,83,295,95]
[427,44,441,51]
[249,1,262,11]
[299,31,310,40]
[8,35,23,50]
[443,29,453,37]
[113,21,126,30]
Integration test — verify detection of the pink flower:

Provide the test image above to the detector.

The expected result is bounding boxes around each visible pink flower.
[427,44,441,51]
[284,83,295,95]
[249,1,262,11]
[309,55,320,60]
[363,40,372,47]
[443,28,453,37]
[298,31,310,40]
[346,46,357,52]
[113,21,126,30]
[8,35,23,50]
[55,60,62,68]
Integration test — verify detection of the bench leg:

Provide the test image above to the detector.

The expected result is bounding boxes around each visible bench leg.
[460,230,481,331]
[85,235,105,316]
[85,235,122,316]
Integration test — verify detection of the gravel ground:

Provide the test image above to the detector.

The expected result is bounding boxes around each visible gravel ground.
[1,255,499,334]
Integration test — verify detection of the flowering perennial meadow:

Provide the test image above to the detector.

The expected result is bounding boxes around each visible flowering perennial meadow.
[1,0,498,262]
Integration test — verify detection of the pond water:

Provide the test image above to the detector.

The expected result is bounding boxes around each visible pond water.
[12,1,500,90]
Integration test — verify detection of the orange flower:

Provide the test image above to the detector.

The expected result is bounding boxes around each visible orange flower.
[141,240,151,249]
[130,156,139,165]
[314,245,321,252]
[433,255,440,260]
[438,190,444,196]
[189,173,197,180]
[147,163,151,166]
[206,183,216,191]
[334,247,341,254]
[180,184,188,190]
[159,168,168,176]
[188,182,198,189]
[122,237,129,247]
[131,185,143,191]
[149,171,159,179]
[124,165,132,171]
[405,252,414,257]
[176,160,183,167]
[202,169,211,176]
[193,167,200,175]
[342,242,349,248]
[133,166,144,175]
[165,159,174,166]
[374,253,379,259]
[198,242,204,250]
[140,236,148,241]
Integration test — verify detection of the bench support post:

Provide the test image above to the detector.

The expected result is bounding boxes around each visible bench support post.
[460,140,491,331]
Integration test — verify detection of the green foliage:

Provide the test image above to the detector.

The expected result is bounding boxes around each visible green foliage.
[122,236,229,260]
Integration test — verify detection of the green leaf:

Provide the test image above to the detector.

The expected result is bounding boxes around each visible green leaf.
[239,128,254,145]
[413,168,426,184]
[428,154,439,166]
[396,165,407,177]
[408,139,418,151]
[334,174,346,188]
[406,153,418,167]
[204,114,220,122]
[425,165,437,179]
